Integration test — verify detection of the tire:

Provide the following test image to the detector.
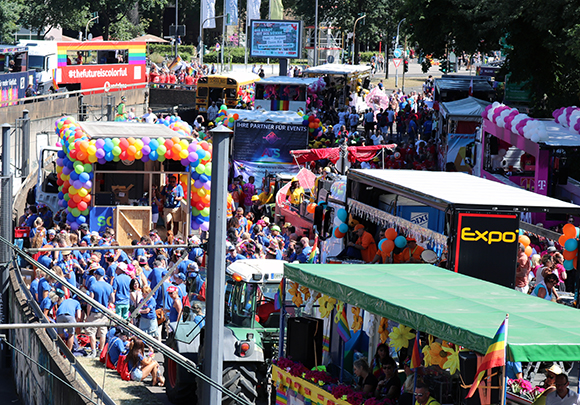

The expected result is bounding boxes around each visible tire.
[165,339,198,404]
[222,365,258,405]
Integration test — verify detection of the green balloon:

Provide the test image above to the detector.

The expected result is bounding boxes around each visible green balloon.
[196,164,205,174]
[204,163,212,176]
[112,146,121,156]
[113,156,120,162]
[158,155,166,162]
[83,163,92,172]
[81,208,90,215]
[157,137,165,146]
[71,208,80,217]
[112,138,120,146]
[201,207,210,217]
[157,145,167,155]
[191,208,200,216]
[64,194,70,201]
[75,165,84,174]
[220,104,227,110]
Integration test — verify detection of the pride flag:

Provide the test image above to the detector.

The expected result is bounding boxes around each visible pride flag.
[307,235,318,263]
[336,304,351,342]
[270,99,290,111]
[168,55,182,71]
[466,317,508,398]
[274,279,283,310]
[410,335,422,369]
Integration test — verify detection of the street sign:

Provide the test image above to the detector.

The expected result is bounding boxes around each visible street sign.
[393,58,402,68]
[393,48,402,58]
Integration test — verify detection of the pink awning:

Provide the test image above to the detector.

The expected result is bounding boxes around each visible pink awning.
[290,144,397,164]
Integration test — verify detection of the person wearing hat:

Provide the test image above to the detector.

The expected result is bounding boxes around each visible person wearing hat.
[244,242,260,259]
[174,273,187,297]
[57,250,82,289]
[250,194,266,220]
[347,224,378,263]
[285,178,305,208]
[166,285,183,324]
[112,262,133,319]
[86,267,114,357]
[226,245,246,264]
[401,237,425,263]
[115,96,128,121]
[108,329,130,367]
[55,290,82,350]
[161,174,184,236]
[540,364,563,398]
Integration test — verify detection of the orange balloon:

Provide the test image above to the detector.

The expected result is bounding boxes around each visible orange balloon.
[563,223,577,238]
[307,203,317,214]
[385,228,398,241]
[563,250,577,260]
[524,246,533,256]
[559,234,570,247]
[382,239,395,253]
[334,227,345,238]
[518,235,530,247]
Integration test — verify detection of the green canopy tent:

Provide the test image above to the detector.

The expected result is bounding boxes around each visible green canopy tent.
[283,263,580,362]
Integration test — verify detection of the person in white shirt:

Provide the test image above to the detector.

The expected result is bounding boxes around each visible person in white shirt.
[207,101,219,121]
[545,374,578,405]
[370,132,384,145]
[142,108,157,124]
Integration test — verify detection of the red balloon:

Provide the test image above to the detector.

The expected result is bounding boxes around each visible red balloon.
[67,199,76,208]
[82,194,91,203]
[564,250,577,260]
[119,138,129,149]
[196,201,205,210]
[334,227,345,238]
[77,201,88,211]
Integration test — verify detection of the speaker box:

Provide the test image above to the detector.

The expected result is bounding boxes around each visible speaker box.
[286,317,324,370]
[459,352,500,405]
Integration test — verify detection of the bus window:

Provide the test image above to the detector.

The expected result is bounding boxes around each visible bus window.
[225,88,236,98]
[197,87,208,97]
[209,88,224,103]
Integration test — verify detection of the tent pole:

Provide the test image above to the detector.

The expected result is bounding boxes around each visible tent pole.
[277,278,286,359]
[339,337,345,383]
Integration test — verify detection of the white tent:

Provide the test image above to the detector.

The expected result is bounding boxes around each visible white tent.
[440,97,491,121]
[228,109,304,124]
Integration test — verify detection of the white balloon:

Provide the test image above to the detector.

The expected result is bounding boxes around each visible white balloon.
[531,133,541,143]
[492,101,501,108]
[498,148,507,157]
[538,130,549,141]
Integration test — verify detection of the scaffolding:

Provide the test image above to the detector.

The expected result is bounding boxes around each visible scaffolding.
[305,26,344,66]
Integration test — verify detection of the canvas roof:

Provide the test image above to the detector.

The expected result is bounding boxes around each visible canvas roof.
[257,76,319,86]
[348,169,580,214]
[80,121,180,139]
[440,97,491,121]
[284,263,580,362]
[303,63,371,75]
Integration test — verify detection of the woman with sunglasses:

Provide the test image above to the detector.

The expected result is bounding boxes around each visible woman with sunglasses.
[531,273,560,301]
[375,357,401,400]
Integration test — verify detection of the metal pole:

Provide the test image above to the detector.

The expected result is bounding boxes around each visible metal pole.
[175,0,179,58]
[314,0,319,66]
[200,0,205,66]
[221,0,226,73]
[351,15,366,65]
[26,243,191,253]
[203,123,233,405]
[0,322,113,330]
[1,124,11,265]
[395,18,405,88]
[244,0,249,68]
[85,16,98,41]
[21,110,30,178]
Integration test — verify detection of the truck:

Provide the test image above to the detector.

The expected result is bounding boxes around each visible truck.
[164,259,285,405]
[18,40,58,94]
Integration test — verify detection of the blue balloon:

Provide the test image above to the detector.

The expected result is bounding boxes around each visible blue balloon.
[76,215,86,224]
[149,140,159,150]
[564,260,574,270]
[338,223,348,234]
[394,235,407,249]
[105,151,114,161]
[337,208,348,223]
[70,171,79,181]
[199,174,209,182]
[149,151,158,161]
[565,238,578,252]
[57,150,65,158]
[66,213,75,223]
[79,172,90,183]
[576,227,580,239]
[378,238,387,251]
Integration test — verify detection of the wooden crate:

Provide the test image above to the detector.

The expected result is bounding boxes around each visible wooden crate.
[114,206,152,246]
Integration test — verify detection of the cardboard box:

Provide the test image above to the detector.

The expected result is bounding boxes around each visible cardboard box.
[111,184,134,205]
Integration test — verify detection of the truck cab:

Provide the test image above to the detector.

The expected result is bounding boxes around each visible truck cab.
[18,40,58,94]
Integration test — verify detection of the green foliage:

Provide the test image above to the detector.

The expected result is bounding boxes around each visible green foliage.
[149,52,164,64]
[109,15,149,41]
[20,0,88,36]
[149,44,196,58]
[0,0,24,43]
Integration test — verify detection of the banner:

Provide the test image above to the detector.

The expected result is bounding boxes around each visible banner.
[233,121,308,163]
[453,212,518,288]
[269,0,284,20]
[202,0,216,29]
[249,20,301,58]
[58,64,144,91]
[89,207,114,234]
[233,160,299,193]
[447,133,476,173]
[247,0,262,23]
[225,0,239,26]
[0,71,31,105]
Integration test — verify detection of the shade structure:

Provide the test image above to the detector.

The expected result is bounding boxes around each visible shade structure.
[284,263,580,362]
[131,34,170,43]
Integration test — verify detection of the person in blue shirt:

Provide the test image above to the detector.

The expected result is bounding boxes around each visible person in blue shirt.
[295,244,309,263]
[108,329,129,367]
[112,263,132,319]
[138,257,152,280]
[147,260,166,309]
[174,273,187,297]
[226,246,246,264]
[161,175,184,235]
[166,286,183,324]
[57,250,82,290]
[177,258,196,275]
[188,246,204,262]
[87,268,114,356]
[30,269,41,302]
[25,205,39,228]
[138,285,159,338]
[36,272,54,303]
[38,204,53,229]
[55,291,81,350]
[40,291,57,318]
[38,248,53,269]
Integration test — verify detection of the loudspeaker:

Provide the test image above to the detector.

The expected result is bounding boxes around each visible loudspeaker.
[459,351,500,405]
[286,317,323,370]
[489,136,499,155]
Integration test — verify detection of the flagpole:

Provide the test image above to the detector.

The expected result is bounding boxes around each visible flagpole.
[277,277,286,359]
[501,314,509,405]
[412,330,420,405]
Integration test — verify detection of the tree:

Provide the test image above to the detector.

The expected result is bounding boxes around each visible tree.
[0,0,24,44]
[20,0,88,38]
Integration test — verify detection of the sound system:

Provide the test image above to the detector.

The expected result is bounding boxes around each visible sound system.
[286,317,324,370]
[95,192,116,206]
[459,351,500,405]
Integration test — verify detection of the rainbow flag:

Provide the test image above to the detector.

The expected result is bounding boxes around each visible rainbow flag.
[270,99,290,111]
[275,387,287,405]
[466,317,508,398]
[336,304,351,342]
[168,55,182,71]
[52,69,59,90]
[307,235,318,263]
[410,335,422,369]
[274,279,283,310]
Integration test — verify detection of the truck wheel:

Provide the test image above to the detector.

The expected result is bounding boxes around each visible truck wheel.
[222,365,258,405]
[165,356,198,404]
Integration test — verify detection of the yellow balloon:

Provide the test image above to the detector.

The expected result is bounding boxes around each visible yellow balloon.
[78,188,88,197]
[88,154,98,163]
[197,188,207,197]
[135,150,143,159]
[68,187,78,195]
[135,139,144,150]
[179,149,188,159]
[179,140,188,150]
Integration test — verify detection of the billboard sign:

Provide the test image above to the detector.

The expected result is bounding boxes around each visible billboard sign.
[0,71,32,105]
[453,211,519,288]
[233,121,308,163]
[249,20,302,59]
[90,206,114,233]
[57,64,144,91]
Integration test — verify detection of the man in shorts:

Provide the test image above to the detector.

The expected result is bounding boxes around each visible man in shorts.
[162,175,184,235]
[87,267,114,357]
[55,289,82,350]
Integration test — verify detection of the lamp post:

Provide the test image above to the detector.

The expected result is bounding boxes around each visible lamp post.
[351,14,366,65]
[200,15,225,67]
[202,123,233,405]
[174,0,179,58]
[313,0,319,66]
[394,17,406,88]
[85,15,98,41]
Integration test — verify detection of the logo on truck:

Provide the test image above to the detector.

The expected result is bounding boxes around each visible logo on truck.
[460,227,517,244]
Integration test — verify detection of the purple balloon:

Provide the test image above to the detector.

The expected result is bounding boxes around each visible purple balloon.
[191,221,200,230]
[142,136,151,145]
[98,158,106,164]
[95,139,105,148]
[142,145,151,155]
[194,180,203,189]
[141,155,150,163]
[56,158,64,167]
[62,166,72,175]
[70,222,79,231]
[96,149,106,158]
[203,181,211,190]
[180,158,189,167]
[200,222,209,232]
[188,152,198,163]
[85,180,92,189]
[73,180,83,189]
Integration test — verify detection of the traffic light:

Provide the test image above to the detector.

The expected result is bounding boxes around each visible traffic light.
[403,59,409,73]
[439,59,449,73]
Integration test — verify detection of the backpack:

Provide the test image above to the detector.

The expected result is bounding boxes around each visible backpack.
[116,354,131,381]
[100,342,108,364]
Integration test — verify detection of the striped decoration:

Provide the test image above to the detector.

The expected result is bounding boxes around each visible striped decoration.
[276,387,288,405]
[322,335,330,353]
[271,99,290,111]
[57,42,146,67]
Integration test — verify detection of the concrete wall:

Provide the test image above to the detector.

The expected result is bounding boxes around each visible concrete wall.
[9,269,91,405]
